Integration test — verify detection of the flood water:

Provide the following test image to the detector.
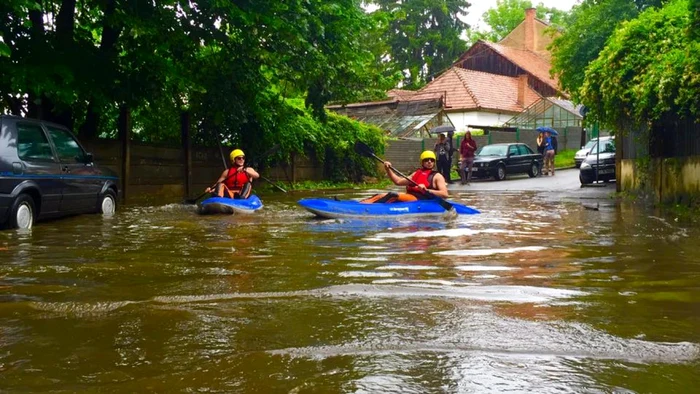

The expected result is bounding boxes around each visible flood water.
[1,188,699,393]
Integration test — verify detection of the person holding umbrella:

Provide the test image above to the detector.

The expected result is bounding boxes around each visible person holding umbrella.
[536,127,559,176]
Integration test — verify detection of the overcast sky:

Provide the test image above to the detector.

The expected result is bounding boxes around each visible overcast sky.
[465,0,580,30]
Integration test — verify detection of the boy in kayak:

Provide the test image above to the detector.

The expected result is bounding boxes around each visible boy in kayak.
[205,149,260,199]
[362,150,449,203]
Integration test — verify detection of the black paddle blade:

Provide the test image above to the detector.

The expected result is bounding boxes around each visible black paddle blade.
[434,196,454,211]
[354,141,374,158]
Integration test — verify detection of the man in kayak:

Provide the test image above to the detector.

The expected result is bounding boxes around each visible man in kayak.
[362,150,449,203]
[205,149,260,199]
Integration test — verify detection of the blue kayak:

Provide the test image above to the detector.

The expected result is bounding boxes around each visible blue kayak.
[297,197,479,219]
[198,195,263,215]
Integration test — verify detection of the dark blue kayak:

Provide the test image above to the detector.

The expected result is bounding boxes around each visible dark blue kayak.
[297,197,479,219]
[198,195,263,215]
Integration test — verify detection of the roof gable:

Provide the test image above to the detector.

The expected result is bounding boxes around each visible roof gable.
[419,68,541,113]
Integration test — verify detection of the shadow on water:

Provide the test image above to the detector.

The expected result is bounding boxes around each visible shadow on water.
[0,189,699,392]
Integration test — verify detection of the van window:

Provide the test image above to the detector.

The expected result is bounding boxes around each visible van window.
[17,123,54,161]
[46,126,85,163]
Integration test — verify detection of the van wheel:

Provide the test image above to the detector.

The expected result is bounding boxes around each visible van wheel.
[9,194,35,230]
[528,162,540,178]
[99,190,117,215]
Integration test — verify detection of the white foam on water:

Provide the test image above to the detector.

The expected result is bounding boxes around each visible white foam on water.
[372,279,481,287]
[338,271,398,278]
[322,284,585,303]
[370,228,507,240]
[436,246,546,256]
[336,257,389,262]
[455,265,519,271]
[375,265,437,271]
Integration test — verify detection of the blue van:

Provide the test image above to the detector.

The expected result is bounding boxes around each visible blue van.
[0,115,119,229]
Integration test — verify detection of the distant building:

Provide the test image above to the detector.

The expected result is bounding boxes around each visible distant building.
[418,8,578,132]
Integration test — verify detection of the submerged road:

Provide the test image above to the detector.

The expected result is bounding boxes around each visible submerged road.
[448,167,617,202]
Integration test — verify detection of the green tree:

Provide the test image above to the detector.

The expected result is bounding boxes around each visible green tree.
[368,0,470,88]
[466,0,569,45]
[581,0,699,129]
[550,0,668,101]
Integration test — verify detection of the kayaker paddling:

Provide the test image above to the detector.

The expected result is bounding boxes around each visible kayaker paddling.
[362,150,449,203]
[206,149,260,199]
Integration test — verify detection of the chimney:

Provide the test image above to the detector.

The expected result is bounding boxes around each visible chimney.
[525,7,536,51]
[517,74,528,107]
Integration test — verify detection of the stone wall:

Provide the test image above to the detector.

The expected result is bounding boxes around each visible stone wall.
[620,157,700,205]
[82,140,322,202]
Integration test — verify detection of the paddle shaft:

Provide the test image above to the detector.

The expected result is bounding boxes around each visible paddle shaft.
[259,174,287,193]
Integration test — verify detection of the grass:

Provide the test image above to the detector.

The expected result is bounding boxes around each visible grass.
[555,149,576,168]
[281,179,392,191]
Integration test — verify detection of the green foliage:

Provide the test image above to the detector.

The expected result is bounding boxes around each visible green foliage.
[580,0,698,129]
[277,99,386,182]
[0,0,395,184]
[465,0,570,45]
[554,149,576,168]
[367,0,469,88]
[550,0,668,102]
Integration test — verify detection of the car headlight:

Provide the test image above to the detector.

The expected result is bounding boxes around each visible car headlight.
[580,162,591,170]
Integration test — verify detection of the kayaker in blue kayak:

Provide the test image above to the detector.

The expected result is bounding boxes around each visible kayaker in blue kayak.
[205,149,260,199]
[362,150,449,203]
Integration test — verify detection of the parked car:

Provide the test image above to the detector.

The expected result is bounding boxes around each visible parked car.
[0,115,119,229]
[579,137,616,184]
[471,143,542,181]
[574,136,613,168]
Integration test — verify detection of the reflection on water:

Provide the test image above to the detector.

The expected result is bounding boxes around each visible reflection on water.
[0,190,699,392]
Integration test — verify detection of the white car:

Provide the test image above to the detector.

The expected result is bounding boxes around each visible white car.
[574,136,612,168]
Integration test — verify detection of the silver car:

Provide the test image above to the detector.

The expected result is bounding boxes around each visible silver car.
[574,136,612,168]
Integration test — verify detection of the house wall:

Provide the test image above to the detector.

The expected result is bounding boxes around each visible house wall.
[446,111,516,132]
[620,157,700,205]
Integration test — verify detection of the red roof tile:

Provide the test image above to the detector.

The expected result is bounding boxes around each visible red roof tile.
[418,68,541,113]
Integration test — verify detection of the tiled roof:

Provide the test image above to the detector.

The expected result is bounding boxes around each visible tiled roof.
[479,41,559,92]
[387,89,417,100]
[418,68,541,113]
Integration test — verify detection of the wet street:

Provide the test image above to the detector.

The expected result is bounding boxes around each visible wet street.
[1,169,699,393]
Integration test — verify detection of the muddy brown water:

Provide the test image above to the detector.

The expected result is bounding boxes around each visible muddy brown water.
[1,189,699,392]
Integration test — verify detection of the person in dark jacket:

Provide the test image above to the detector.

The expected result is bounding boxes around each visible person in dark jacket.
[434,133,451,183]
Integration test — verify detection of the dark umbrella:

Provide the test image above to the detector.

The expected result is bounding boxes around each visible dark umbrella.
[536,126,559,136]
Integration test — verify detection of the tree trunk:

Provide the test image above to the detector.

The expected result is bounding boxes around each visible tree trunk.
[79,0,122,139]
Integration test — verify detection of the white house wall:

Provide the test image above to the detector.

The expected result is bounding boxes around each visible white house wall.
[446,111,515,131]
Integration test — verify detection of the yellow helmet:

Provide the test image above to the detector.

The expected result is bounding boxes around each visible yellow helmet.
[419,150,436,162]
[229,149,245,162]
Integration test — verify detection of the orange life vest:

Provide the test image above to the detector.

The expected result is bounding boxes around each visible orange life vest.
[407,168,437,198]
[224,167,250,191]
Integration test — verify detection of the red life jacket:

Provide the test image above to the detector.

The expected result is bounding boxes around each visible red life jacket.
[224,167,250,191]
[407,168,437,197]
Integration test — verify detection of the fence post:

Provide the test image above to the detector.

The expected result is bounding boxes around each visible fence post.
[118,105,131,202]
[181,111,192,199]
